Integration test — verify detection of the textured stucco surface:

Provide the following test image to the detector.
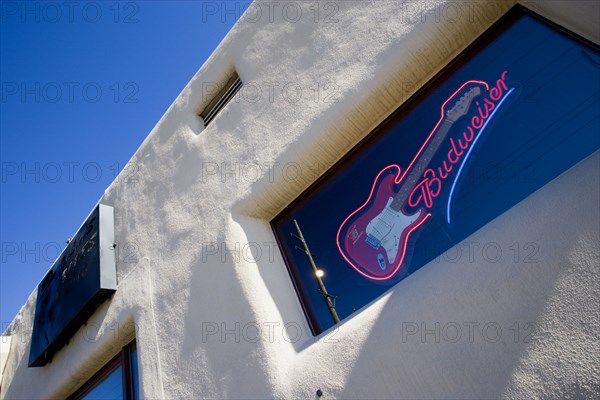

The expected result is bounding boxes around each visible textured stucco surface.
[1,1,599,399]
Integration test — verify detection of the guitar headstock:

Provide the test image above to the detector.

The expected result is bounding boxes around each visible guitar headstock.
[446,86,482,122]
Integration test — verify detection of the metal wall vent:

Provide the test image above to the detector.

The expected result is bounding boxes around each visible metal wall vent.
[199,73,242,126]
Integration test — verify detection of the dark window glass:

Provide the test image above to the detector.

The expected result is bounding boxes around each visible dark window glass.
[81,365,123,400]
[272,7,600,335]
[129,342,139,400]
[70,341,139,400]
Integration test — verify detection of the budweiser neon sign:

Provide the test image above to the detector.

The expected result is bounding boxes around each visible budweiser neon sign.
[337,71,515,280]
[409,71,513,213]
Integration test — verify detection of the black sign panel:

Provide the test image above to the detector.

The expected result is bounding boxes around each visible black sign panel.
[29,204,116,367]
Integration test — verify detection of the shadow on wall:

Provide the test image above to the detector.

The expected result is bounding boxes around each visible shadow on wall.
[232,214,314,354]
[177,217,278,398]
[339,152,600,399]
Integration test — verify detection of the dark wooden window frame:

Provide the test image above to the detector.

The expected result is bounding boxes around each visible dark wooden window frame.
[68,340,137,400]
[271,4,600,336]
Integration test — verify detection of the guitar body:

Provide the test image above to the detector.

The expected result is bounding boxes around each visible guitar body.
[337,165,430,280]
[337,85,483,280]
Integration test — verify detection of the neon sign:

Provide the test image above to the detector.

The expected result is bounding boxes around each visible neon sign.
[337,72,513,280]
[447,87,515,223]
[408,71,514,212]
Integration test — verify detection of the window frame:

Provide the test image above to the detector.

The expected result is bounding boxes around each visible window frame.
[270,4,600,336]
[68,341,138,400]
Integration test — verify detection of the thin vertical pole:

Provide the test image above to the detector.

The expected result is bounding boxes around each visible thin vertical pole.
[293,219,340,325]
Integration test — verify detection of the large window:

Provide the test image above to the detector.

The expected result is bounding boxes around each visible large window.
[69,341,139,400]
[272,6,600,335]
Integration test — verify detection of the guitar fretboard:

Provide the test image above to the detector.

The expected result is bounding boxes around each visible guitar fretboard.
[390,119,454,211]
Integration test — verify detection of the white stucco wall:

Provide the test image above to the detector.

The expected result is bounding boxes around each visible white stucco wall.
[2,1,599,399]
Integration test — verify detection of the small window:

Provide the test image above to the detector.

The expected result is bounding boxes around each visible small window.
[69,341,139,400]
[199,72,242,126]
[272,6,600,335]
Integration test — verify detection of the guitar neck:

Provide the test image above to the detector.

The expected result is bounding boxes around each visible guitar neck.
[391,119,454,211]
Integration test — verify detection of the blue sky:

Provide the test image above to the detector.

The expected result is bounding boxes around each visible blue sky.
[1,1,251,328]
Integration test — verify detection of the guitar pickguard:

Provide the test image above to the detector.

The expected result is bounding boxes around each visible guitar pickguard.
[365,197,423,264]
[337,166,430,280]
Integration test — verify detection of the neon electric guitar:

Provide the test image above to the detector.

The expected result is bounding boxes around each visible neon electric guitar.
[337,86,482,280]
